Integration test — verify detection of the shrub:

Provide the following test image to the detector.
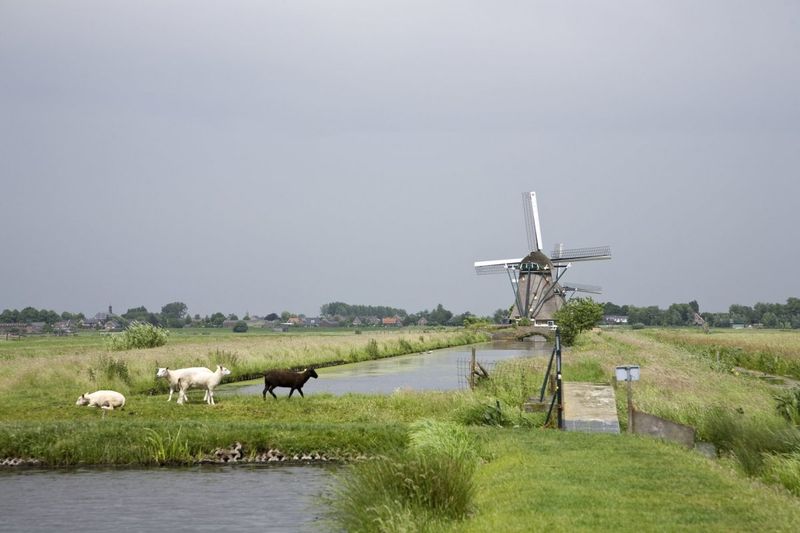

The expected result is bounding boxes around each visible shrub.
[365,339,380,358]
[554,298,604,345]
[232,321,248,333]
[108,321,168,351]
[763,453,800,496]
[329,420,478,531]
[775,387,800,426]
[699,406,800,476]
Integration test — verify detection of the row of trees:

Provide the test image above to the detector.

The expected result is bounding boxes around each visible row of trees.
[603,297,800,329]
[0,307,84,324]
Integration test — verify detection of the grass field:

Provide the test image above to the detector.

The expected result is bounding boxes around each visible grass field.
[2,326,800,531]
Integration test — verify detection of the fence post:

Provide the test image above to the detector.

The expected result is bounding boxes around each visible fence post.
[470,347,476,390]
[627,378,633,433]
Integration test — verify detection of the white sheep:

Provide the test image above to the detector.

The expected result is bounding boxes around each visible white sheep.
[76,390,126,411]
[176,365,231,405]
[156,367,211,402]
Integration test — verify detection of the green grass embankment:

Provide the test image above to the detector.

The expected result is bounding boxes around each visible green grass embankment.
[459,428,800,532]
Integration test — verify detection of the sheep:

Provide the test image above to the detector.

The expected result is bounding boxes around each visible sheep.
[176,365,231,405]
[156,367,211,402]
[76,390,126,411]
[262,368,318,400]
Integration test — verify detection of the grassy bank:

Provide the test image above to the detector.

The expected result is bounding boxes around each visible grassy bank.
[0,328,488,403]
[642,328,800,379]
[458,428,800,532]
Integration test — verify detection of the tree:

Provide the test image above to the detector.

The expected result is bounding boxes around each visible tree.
[161,302,188,328]
[265,313,279,321]
[209,312,226,327]
[554,298,604,346]
[493,308,508,324]
[123,306,150,322]
[232,321,248,333]
[428,304,453,325]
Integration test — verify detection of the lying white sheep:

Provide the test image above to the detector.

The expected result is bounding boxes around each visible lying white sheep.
[76,390,126,410]
[156,367,211,402]
[176,365,231,405]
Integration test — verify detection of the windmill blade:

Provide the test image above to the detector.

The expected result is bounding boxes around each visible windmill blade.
[474,258,523,275]
[550,245,611,265]
[522,191,543,252]
[562,282,603,294]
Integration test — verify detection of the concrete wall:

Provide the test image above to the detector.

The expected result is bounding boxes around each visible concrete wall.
[632,409,695,448]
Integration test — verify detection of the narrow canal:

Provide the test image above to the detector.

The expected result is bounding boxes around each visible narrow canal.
[229,339,549,397]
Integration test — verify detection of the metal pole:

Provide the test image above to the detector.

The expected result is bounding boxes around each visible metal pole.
[556,328,563,430]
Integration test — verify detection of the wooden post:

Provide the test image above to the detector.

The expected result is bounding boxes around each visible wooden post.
[470,347,476,390]
[627,379,633,434]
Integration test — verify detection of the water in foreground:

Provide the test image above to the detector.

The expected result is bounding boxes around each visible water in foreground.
[0,465,335,533]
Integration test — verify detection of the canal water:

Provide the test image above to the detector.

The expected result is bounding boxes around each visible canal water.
[229,340,550,397]
[0,465,335,533]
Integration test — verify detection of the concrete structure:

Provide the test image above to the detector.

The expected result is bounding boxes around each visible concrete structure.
[562,382,620,433]
[632,409,695,448]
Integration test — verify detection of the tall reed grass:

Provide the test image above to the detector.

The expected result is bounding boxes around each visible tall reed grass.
[329,419,479,532]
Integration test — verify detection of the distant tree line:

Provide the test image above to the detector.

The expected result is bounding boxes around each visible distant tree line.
[602,297,800,329]
[320,302,407,319]
[0,307,84,324]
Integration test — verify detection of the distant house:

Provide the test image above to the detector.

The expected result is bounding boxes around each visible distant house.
[604,315,628,325]
[382,316,402,327]
[81,317,102,329]
[417,317,428,327]
[352,317,362,327]
[104,320,123,332]
[365,316,381,326]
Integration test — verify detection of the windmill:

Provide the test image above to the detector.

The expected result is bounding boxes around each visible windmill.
[474,192,611,326]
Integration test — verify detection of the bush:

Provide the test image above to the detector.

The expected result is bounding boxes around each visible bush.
[108,322,168,351]
[329,420,478,531]
[699,406,800,476]
[775,387,800,426]
[232,321,248,333]
[554,298,604,345]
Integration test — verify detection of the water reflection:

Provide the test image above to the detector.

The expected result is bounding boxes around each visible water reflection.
[0,465,335,533]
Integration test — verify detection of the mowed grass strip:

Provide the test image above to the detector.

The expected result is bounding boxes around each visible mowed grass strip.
[459,429,800,533]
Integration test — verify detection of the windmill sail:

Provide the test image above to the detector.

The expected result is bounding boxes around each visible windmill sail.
[550,245,611,265]
[522,191,543,252]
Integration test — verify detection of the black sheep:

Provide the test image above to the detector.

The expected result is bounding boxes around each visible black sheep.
[262,368,319,399]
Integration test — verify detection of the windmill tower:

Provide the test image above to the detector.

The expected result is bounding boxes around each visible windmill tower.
[474,192,611,326]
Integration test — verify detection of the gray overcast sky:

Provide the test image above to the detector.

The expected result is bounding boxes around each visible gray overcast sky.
[1,1,799,317]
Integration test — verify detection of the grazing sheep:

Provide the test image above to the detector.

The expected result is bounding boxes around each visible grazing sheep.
[76,390,126,410]
[176,365,231,405]
[262,368,318,400]
[156,367,211,402]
